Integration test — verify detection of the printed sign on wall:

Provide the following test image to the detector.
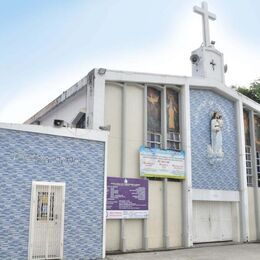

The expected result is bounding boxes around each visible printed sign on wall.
[106,177,148,219]
[140,146,185,179]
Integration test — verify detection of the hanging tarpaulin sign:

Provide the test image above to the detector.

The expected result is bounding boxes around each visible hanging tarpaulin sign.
[139,146,185,179]
[106,177,148,219]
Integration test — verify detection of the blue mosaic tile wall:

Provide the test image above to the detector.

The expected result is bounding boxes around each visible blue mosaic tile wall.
[190,89,239,191]
[0,128,105,260]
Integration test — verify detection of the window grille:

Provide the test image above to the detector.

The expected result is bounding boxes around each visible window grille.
[167,131,181,150]
[257,151,260,187]
[147,132,161,148]
[245,146,253,186]
[37,192,54,221]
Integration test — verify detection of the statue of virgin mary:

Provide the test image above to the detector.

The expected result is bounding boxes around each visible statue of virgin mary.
[208,111,224,162]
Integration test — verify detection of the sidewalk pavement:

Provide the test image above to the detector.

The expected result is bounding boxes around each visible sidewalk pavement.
[106,243,260,260]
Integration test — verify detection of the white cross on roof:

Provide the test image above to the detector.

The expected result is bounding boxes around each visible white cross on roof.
[193,2,216,47]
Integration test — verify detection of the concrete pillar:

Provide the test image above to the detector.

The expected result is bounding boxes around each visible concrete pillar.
[181,80,193,247]
[236,100,249,242]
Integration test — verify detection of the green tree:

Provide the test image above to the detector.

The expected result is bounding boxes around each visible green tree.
[236,79,260,104]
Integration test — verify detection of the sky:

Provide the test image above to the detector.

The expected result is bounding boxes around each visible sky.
[0,0,259,123]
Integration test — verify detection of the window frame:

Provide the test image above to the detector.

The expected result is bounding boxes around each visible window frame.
[145,84,181,151]
[257,151,260,187]
[36,191,55,221]
[245,145,253,187]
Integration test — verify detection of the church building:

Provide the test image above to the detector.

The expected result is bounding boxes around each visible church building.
[25,2,260,253]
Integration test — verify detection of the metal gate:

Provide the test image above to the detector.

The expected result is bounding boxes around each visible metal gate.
[28,182,65,260]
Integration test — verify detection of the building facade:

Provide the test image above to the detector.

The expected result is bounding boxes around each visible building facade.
[25,1,260,254]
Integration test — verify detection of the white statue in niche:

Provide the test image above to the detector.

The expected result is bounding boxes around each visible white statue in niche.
[208,111,224,163]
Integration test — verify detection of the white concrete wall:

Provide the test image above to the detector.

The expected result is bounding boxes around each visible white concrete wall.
[147,180,164,249]
[248,187,257,241]
[104,84,122,178]
[104,82,183,252]
[103,83,120,251]
[105,220,120,251]
[125,85,144,178]
[104,83,143,251]
[232,202,241,243]
[39,88,87,126]
[125,220,143,251]
[167,181,183,247]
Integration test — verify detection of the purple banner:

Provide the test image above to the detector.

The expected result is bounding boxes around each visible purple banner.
[107,177,148,211]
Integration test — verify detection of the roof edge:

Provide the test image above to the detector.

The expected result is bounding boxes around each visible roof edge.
[24,69,95,124]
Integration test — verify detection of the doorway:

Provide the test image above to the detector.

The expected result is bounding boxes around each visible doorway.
[193,201,233,243]
[28,181,65,260]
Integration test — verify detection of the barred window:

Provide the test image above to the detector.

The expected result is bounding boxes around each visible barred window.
[37,192,54,221]
[257,151,260,187]
[255,115,260,187]
[147,132,162,149]
[167,132,181,151]
[245,146,253,186]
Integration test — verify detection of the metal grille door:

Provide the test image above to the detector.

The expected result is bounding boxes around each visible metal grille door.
[29,182,65,260]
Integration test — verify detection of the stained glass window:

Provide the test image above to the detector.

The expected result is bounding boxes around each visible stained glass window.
[167,89,180,150]
[146,86,181,150]
[147,87,161,133]
[243,110,250,146]
[167,89,179,132]
[255,116,260,151]
[147,87,162,148]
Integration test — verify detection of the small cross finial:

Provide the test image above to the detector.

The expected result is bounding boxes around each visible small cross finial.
[193,2,216,47]
[210,59,216,71]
